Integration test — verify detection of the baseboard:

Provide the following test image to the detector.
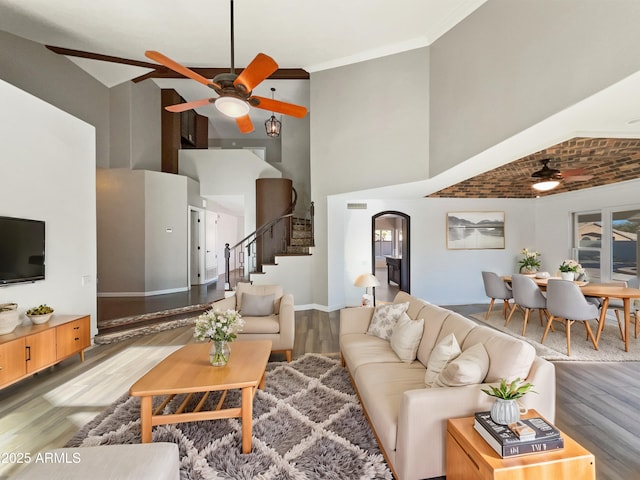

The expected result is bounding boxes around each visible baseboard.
[98,287,189,297]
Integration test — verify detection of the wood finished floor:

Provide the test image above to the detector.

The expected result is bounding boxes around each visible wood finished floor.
[1,306,638,480]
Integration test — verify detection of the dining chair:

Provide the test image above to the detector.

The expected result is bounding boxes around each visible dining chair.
[505,274,550,336]
[481,271,513,320]
[607,277,640,340]
[542,279,599,356]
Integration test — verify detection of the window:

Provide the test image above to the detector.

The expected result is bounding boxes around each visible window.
[374,229,393,257]
[573,208,639,283]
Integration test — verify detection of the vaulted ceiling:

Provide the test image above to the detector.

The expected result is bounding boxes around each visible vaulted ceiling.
[428,137,640,198]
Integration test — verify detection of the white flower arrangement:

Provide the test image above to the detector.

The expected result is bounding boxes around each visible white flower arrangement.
[558,259,584,274]
[194,308,244,343]
[518,248,541,272]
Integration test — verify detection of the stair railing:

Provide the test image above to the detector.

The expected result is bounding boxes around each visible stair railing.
[224,190,315,290]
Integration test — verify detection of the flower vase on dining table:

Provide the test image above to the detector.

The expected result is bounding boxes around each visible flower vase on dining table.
[561,272,575,281]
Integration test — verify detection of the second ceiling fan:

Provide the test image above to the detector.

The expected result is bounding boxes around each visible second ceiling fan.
[531,159,593,191]
[146,0,307,134]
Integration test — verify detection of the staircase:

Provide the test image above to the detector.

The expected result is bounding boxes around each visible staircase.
[285,217,314,255]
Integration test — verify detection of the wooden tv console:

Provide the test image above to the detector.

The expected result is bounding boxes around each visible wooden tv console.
[0,314,90,389]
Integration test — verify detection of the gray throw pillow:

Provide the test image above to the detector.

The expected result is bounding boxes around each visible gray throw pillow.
[241,293,275,316]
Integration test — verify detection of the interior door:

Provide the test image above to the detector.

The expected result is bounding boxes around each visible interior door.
[205,211,218,283]
[190,210,200,285]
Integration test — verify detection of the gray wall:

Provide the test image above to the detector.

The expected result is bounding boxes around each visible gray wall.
[429,0,640,176]
[310,48,430,305]
[0,31,111,168]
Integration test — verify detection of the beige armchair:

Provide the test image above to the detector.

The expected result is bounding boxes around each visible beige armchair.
[211,282,295,362]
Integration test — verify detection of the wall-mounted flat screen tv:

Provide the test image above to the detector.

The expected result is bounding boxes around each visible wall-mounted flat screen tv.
[0,216,46,285]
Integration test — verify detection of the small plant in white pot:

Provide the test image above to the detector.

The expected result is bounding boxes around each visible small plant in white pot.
[482,377,535,425]
[26,304,54,325]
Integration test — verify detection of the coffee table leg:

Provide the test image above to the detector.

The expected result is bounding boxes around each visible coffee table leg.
[241,386,252,453]
[140,396,152,443]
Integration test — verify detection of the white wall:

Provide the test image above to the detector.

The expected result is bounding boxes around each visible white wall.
[429,0,640,176]
[311,48,430,306]
[0,79,97,335]
[331,195,535,309]
[179,149,282,241]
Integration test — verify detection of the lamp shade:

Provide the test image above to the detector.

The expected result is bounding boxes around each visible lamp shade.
[354,273,380,288]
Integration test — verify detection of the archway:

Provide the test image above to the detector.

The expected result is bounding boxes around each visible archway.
[371,211,410,300]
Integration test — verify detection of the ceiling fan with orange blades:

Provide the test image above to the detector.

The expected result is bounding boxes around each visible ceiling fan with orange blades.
[145,0,307,134]
[531,159,593,191]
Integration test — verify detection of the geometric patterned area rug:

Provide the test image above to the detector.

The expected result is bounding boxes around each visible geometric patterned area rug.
[66,354,392,479]
[471,309,640,362]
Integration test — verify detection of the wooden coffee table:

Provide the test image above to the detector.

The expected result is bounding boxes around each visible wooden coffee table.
[446,410,596,479]
[129,339,271,453]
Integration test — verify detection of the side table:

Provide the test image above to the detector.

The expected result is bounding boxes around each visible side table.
[446,410,595,480]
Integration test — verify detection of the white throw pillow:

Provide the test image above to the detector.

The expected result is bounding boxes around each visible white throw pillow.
[424,333,461,387]
[240,293,275,316]
[367,302,410,340]
[390,313,425,363]
[434,343,490,387]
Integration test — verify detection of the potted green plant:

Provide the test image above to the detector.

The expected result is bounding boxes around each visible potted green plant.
[26,304,54,325]
[482,377,535,425]
[558,259,584,280]
[517,248,541,274]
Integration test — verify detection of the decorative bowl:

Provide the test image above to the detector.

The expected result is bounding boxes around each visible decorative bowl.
[27,313,52,325]
[535,271,550,279]
[0,307,20,335]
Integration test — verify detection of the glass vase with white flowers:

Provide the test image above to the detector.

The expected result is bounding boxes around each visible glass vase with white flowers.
[194,308,244,366]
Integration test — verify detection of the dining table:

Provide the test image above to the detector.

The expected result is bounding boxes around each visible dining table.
[503,275,640,352]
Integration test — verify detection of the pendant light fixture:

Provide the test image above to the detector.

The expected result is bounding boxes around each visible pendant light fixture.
[264,87,282,137]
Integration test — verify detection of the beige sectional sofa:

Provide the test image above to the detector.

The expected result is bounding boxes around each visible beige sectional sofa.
[340,291,556,480]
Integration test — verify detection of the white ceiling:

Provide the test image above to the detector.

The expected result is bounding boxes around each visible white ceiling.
[0,0,486,138]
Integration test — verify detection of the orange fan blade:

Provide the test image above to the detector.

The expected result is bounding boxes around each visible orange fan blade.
[236,115,254,134]
[250,96,307,118]
[233,53,278,93]
[145,50,220,89]
[165,98,213,113]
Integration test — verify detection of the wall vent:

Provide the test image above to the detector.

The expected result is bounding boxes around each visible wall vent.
[347,202,368,210]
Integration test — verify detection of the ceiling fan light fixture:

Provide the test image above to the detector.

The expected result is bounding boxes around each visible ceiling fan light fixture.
[532,179,560,192]
[215,96,250,118]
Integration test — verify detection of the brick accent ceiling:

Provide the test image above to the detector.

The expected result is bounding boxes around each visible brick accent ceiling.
[428,137,640,198]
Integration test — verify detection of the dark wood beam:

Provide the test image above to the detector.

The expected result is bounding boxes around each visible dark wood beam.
[46,45,310,83]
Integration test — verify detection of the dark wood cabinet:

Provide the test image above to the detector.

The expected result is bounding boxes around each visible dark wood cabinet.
[386,256,401,285]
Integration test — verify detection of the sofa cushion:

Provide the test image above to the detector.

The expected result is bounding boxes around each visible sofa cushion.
[390,313,424,363]
[434,343,489,387]
[341,333,402,373]
[393,291,430,320]
[415,303,456,367]
[354,361,426,455]
[367,302,410,340]
[240,293,275,316]
[424,333,461,387]
[462,325,536,383]
[236,282,283,311]
[240,315,280,334]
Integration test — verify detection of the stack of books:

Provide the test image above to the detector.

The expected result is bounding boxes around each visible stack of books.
[473,411,564,457]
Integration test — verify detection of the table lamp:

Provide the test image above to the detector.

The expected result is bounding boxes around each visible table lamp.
[354,273,381,306]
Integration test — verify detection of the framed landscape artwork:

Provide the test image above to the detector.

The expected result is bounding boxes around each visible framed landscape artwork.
[446,211,505,250]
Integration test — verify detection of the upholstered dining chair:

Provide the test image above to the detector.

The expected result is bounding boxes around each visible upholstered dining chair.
[607,276,640,340]
[542,279,599,356]
[505,274,550,336]
[481,271,513,320]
